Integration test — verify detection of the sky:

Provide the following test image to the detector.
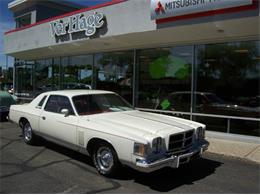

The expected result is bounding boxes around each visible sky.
[0,0,111,69]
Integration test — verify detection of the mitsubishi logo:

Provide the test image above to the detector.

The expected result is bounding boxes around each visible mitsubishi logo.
[155,0,165,14]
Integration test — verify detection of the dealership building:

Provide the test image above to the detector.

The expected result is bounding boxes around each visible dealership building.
[4,0,260,137]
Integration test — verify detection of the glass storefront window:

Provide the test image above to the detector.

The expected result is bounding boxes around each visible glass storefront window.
[94,51,134,104]
[53,58,61,90]
[14,60,34,98]
[137,46,192,113]
[194,41,260,136]
[12,40,260,137]
[61,55,93,90]
[35,59,57,96]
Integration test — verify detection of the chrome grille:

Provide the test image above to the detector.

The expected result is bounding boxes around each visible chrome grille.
[168,130,194,152]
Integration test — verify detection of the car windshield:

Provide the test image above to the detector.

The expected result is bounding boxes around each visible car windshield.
[72,93,133,115]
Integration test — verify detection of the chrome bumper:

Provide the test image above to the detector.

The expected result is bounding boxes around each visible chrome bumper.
[134,140,209,173]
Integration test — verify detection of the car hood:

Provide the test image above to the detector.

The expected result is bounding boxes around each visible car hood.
[80,110,203,143]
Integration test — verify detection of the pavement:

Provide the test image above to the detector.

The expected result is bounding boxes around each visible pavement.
[1,121,259,193]
[206,131,260,164]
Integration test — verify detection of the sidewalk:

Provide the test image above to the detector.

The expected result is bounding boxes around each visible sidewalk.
[206,131,260,164]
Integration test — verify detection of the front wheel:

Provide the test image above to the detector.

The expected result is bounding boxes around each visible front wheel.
[22,121,36,145]
[92,142,120,177]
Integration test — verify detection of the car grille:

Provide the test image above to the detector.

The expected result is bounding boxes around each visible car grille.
[168,130,194,153]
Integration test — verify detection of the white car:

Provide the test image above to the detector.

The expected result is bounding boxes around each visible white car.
[9,90,209,176]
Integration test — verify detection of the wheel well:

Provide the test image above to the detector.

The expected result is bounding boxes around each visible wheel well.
[87,138,116,156]
[19,117,28,128]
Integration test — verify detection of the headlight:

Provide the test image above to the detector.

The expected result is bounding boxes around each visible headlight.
[152,137,163,153]
[197,127,205,140]
[134,143,148,157]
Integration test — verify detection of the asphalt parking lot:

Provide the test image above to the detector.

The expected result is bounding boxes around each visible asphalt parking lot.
[0,121,259,193]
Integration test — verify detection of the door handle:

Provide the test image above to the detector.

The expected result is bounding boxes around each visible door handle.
[42,116,46,120]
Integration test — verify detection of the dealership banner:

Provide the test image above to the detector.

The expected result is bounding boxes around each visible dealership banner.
[151,0,254,20]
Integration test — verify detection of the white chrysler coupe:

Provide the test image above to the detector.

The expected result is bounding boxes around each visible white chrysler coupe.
[9,90,209,176]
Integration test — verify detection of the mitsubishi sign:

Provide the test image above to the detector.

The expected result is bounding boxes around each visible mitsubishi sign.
[50,12,105,37]
[151,0,255,21]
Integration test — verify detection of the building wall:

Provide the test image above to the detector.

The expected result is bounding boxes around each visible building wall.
[4,0,259,60]
[4,0,155,59]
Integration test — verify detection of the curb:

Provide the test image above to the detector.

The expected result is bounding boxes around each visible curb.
[206,136,260,164]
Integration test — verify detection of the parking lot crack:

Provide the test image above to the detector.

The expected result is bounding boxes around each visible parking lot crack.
[0,139,20,150]
[244,145,260,158]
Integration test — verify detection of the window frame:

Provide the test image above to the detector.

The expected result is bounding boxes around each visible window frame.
[36,95,47,109]
[15,12,32,28]
[44,95,75,115]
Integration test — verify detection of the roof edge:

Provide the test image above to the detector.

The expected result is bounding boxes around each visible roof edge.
[5,0,126,35]
[8,0,28,9]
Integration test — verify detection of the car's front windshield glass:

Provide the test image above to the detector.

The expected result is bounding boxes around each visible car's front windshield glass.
[206,94,225,104]
[72,93,133,116]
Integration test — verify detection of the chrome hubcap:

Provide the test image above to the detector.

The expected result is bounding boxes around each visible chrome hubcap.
[24,123,32,141]
[96,147,114,171]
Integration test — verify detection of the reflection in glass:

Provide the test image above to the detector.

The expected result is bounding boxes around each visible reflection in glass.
[94,51,134,104]
[35,59,57,96]
[53,58,61,90]
[61,55,93,90]
[138,46,192,111]
[230,119,259,137]
[194,41,260,136]
[14,60,34,98]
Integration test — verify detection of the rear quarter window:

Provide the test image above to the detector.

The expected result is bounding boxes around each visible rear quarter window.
[37,95,47,108]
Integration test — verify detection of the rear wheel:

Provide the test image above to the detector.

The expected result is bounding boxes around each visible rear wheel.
[92,142,120,177]
[22,121,36,145]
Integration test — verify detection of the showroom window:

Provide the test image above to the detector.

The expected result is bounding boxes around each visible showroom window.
[94,51,134,104]
[53,58,61,90]
[193,41,260,136]
[14,60,34,98]
[12,41,259,137]
[61,55,93,90]
[137,46,193,114]
[35,59,57,96]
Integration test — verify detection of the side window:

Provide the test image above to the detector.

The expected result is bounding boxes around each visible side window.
[196,95,203,105]
[180,94,191,104]
[44,95,75,115]
[59,96,75,115]
[169,94,181,105]
[37,95,47,108]
[73,95,90,115]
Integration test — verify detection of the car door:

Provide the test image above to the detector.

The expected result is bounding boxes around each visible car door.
[39,95,78,149]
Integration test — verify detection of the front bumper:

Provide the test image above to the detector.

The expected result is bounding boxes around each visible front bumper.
[134,140,209,173]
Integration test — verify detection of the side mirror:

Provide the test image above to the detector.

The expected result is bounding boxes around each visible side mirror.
[61,109,70,117]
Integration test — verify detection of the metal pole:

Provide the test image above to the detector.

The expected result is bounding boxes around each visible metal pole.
[227,118,231,133]
[133,49,137,107]
[6,55,8,70]
[13,58,15,94]
[190,45,195,120]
